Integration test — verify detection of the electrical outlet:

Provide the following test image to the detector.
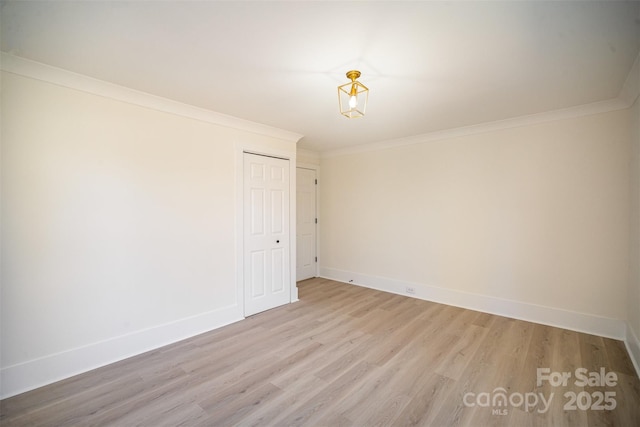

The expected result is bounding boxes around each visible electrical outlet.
[406,286,416,294]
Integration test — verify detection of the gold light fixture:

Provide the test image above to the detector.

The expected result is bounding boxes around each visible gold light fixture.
[338,70,368,118]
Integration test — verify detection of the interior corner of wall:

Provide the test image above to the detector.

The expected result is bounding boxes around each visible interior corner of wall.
[625,321,640,379]
[620,52,640,107]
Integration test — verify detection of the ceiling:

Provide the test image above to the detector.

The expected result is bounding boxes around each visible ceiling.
[2,1,640,152]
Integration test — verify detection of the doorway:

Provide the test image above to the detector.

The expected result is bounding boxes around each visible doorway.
[296,167,317,281]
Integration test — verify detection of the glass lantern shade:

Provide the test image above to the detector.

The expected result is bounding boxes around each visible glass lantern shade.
[338,79,368,119]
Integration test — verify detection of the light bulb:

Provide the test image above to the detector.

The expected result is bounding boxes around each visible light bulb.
[349,95,358,109]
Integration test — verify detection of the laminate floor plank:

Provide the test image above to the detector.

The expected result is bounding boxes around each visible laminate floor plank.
[275,360,378,426]
[313,330,382,383]
[326,357,406,423]
[197,381,283,426]
[548,328,588,427]
[433,323,489,381]
[603,336,638,377]
[196,342,323,417]
[391,373,456,427]
[2,279,639,426]
[241,375,328,426]
[612,371,640,425]
[3,374,146,427]
[272,331,369,389]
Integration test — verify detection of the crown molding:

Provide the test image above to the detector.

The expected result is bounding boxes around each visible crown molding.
[321,96,631,159]
[0,52,304,144]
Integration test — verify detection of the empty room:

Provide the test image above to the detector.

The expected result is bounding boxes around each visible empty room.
[1,1,640,426]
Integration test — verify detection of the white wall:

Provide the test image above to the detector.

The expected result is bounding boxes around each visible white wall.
[321,110,631,336]
[0,68,298,397]
[297,149,321,166]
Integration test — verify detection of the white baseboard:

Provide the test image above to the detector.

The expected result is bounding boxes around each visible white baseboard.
[320,267,626,340]
[2,277,635,401]
[0,305,244,399]
[625,323,640,379]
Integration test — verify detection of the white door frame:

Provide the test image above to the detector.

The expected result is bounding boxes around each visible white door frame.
[296,162,320,279]
[235,143,298,318]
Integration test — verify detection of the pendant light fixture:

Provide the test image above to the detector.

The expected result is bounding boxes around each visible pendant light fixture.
[338,70,368,118]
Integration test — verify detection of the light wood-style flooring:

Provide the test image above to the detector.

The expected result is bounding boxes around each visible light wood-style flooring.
[2,278,639,426]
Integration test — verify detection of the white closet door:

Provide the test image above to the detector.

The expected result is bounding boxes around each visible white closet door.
[244,153,290,316]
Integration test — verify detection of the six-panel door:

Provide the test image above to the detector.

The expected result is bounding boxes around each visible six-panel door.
[244,153,290,316]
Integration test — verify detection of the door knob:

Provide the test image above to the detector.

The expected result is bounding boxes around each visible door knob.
[276,240,280,243]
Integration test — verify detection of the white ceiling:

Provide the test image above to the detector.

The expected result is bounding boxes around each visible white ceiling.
[2,1,639,152]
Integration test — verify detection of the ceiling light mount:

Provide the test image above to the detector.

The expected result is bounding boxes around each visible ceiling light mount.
[338,69,368,119]
[345,70,361,81]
